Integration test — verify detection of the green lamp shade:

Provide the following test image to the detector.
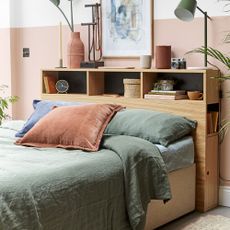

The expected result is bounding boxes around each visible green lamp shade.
[174,0,197,21]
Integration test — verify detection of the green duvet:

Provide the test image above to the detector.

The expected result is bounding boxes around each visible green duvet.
[0,123,171,230]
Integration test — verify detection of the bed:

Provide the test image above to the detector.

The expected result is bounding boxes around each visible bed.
[0,101,197,230]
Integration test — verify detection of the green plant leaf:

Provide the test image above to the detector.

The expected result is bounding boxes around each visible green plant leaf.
[187,47,230,70]
[0,99,8,110]
[0,86,19,123]
[219,119,230,143]
[49,0,60,6]
[207,47,230,68]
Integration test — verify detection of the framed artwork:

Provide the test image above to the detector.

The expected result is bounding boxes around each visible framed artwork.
[101,0,153,57]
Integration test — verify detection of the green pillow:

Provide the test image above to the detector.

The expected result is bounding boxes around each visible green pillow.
[105,109,197,146]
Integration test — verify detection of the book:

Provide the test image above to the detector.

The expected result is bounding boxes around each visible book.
[149,90,186,95]
[207,111,219,134]
[207,112,213,134]
[211,111,219,133]
[43,77,49,93]
[144,94,188,100]
[43,76,58,94]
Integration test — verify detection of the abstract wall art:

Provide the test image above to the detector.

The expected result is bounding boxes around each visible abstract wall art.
[101,0,153,57]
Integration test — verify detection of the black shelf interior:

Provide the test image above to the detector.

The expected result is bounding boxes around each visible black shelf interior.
[157,73,203,92]
[58,71,87,94]
[104,72,140,95]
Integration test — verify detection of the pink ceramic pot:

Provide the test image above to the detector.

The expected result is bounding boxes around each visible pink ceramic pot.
[155,45,171,69]
[67,32,85,68]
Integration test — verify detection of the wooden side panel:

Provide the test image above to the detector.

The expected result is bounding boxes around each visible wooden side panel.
[205,134,219,211]
[88,71,104,96]
[141,72,157,97]
[205,69,220,104]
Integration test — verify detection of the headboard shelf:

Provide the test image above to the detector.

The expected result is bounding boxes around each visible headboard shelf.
[41,68,220,212]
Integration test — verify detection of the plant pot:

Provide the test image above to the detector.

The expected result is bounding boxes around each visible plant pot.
[67,32,85,68]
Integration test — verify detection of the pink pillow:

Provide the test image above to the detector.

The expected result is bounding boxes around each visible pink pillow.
[16,104,124,151]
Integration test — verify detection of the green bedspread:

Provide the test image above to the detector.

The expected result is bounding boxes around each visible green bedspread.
[0,124,171,230]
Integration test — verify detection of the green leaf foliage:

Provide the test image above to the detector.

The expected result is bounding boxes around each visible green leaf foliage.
[0,85,19,124]
[187,46,230,70]
[188,46,230,141]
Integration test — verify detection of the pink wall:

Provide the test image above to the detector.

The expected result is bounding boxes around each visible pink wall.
[8,16,230,118]
[2,15,230,185]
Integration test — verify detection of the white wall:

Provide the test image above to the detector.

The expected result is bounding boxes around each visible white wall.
[9,0,100,28]
[2,0,229,29]
[0,1,10,27]
[155,0,230,19]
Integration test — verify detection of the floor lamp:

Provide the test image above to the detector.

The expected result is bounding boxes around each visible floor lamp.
[174,0,211,67]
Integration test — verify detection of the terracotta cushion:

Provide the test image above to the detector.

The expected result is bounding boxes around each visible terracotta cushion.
[16,104,124,151]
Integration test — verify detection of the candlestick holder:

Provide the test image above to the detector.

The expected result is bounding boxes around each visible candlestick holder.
[56,22,66,68]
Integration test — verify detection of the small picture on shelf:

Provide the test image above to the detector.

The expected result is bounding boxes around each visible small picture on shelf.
[43,76,58,94]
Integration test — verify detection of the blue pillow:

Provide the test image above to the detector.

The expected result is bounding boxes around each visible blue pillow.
[15,100,88,137]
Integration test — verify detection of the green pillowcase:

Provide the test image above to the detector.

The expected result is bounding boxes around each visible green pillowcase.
[105,109,197,146]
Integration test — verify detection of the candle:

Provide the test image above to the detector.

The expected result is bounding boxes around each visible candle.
[59,21,63,61]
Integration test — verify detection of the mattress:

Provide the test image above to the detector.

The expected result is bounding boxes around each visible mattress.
[156,136,194,172]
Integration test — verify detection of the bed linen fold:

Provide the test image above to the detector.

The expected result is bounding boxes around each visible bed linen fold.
[102,135,171,230]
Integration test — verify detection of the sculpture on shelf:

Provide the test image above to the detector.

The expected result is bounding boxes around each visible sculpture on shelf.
[48,0,85,68]
[81,3,104,68]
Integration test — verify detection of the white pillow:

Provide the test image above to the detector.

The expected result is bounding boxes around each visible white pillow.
[1,120,25,131]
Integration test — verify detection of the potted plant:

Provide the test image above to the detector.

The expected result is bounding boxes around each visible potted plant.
[0,85,18,125]
[188,46,230,138]
[188,46,230,78]
[48,0,85,68]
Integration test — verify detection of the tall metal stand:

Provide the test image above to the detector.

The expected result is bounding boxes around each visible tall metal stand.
[81,3,104,68]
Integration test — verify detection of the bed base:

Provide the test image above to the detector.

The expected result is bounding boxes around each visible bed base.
[145,164,196,230]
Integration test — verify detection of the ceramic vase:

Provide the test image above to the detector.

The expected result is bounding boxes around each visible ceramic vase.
[67,32,85,68]
[155,45,171,69]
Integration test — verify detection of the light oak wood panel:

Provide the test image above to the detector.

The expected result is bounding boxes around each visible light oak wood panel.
[205,134,219,211]
[145,165,196,230]
[88,71,104,96]
[141,72,157,97]
[205,69,220,104]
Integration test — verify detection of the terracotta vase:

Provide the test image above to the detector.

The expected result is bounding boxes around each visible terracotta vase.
[67,32,85,68]
[155,45,171,69]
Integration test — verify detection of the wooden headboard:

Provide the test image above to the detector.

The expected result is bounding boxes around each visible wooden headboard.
[41,68,219,212]
[42,94,217,212]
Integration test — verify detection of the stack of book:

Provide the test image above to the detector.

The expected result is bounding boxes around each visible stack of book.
[144,90,188,100]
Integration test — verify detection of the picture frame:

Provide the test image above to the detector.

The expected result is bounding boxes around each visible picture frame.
[101,0,153,58]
